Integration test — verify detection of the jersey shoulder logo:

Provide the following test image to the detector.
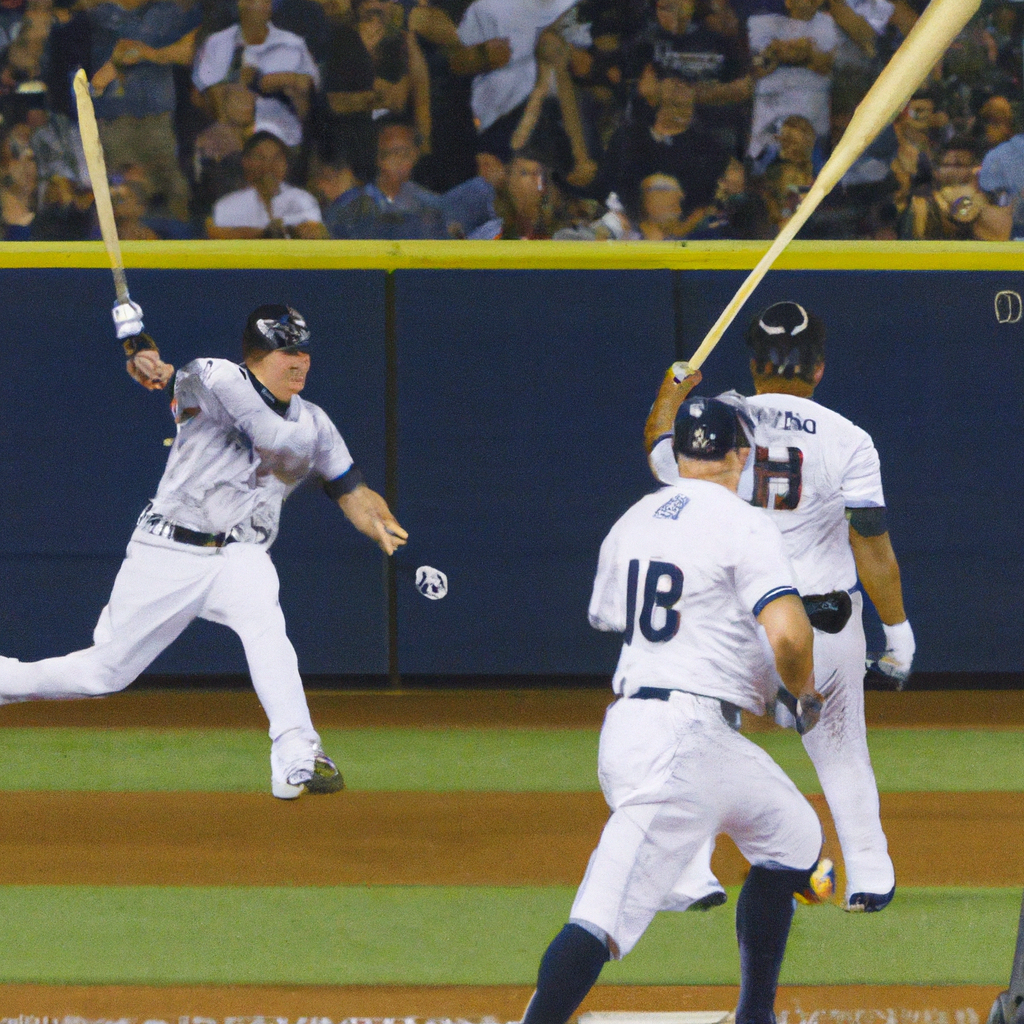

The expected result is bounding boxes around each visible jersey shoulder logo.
[654,494,690,520]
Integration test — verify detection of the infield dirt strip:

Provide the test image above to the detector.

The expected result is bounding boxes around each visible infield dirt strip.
[0,689,1019,1019]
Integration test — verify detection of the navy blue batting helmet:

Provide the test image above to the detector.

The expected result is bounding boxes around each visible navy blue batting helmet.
[243,304,311,354]
[673,396,753,461]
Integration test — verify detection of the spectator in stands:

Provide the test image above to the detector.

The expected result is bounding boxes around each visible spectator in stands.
[0,0,56,92]
[747,0,838,162]
[87,0,200,222]
[326,116,445,238]
[487,145,571,239]
[206,127,326,236]
[755,112,816,226]
[192,0,318,150]
[190,80,254,221]
[628,0,751,153]
[596,69,729,225]
[457,0,582,168]
[406,0,510,192]
[319,0,414,181]
[976,94,1015,151]
[977,127,1024,240]
[108,172,159,237]
[0,121,36,238]
[686,155,775,237]
[308,141,359,212]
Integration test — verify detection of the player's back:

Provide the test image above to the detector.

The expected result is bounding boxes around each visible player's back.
[589,479,797,714]
[742,393,883,594]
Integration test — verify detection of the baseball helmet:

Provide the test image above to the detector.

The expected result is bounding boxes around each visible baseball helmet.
[243,304,311,354]
[746,301,825,382]
[673,395,754,460]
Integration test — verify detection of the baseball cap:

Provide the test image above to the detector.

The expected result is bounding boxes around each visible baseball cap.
[673,396,753,460]
[244,304,311,352]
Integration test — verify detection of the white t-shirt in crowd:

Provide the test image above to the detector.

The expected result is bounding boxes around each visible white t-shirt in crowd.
[458,0,579,132]
[192,23,319,147]
[589,479,798,715]
[747,11,838,156]
[212,183,323,229]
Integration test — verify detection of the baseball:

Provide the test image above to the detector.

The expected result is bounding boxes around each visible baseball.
[415,565,448,600]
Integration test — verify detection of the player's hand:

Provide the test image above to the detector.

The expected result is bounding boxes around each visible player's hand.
[113,299,144,340]
[794,690,824,735]
[866,620,915,689]
[127,348,175,390]
[669,361,702,389]
[338,485,409,555]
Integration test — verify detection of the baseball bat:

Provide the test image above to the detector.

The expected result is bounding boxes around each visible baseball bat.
[72,67,130,305]
[683,0,981,372]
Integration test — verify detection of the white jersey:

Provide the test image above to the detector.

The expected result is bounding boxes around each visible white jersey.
[589,479,798,714]
[148,358,354,547]
[651,394,884,594]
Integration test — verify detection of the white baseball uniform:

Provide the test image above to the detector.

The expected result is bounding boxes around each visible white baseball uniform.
[0,358,358,782]
[571,480,822,958]
[650,392,895,902]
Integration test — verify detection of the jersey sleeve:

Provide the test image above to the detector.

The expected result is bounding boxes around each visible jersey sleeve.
[203,361,319,462]
[746,14,776,54]
[649,435,681,485]
[840,430,885,508]
[733,512,799,615]
[588,523,627,632]
[310,405,355,482]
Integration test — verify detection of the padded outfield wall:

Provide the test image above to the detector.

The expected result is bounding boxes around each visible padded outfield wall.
[0,241,1020,679]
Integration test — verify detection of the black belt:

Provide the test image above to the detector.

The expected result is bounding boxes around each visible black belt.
[631,687,742,731]
[137,506,236,548]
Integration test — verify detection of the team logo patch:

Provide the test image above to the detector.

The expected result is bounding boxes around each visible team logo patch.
[654,494,690,520]
[416,565,448,600]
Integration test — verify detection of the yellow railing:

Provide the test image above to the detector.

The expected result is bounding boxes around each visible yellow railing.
[1,239,1022,271]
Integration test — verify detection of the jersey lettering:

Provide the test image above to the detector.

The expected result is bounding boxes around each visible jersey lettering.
[624,559,685,644]
[752,445,803,510]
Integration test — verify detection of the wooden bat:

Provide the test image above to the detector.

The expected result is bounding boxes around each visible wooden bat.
[72,67,130,306]
[683,0,982,373]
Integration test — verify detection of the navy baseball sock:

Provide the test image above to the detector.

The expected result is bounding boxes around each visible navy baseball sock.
[735,864,813,1024]
[521,923,611,1024]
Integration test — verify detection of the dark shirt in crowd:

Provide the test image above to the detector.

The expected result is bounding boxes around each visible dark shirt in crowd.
[89,0,201,119]
[326,180,446,239]
[628,20,745,85]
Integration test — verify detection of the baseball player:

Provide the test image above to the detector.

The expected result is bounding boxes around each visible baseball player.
[519,395,833,1024]
[644,300,912,912]
[0,302,407,800]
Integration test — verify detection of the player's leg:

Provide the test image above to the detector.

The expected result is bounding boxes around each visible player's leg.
[522,694,732,1024]
[662,836,728,912]
[0,539,212,702]
[722,737,828,1024]
[802,592,895,908]
[201,542,342,798]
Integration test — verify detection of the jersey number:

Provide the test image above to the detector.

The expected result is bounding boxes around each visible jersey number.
[752,445,803,510]
[625,559,684,644]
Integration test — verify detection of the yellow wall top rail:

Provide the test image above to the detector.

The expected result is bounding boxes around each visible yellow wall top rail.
[1,239,1022,272]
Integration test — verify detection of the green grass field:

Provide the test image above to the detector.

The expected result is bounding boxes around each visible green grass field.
[1,726,1022,792]
[0,721,1019,986]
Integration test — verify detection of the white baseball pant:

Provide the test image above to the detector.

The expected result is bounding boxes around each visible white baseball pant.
[0,533,319,754]
[570,692,822,959]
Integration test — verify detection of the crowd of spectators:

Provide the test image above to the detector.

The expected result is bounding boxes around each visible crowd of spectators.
[0,0,1021,241]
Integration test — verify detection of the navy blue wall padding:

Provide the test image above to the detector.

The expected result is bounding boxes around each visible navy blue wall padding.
[394,270,674,674]
[0,265,1021,675]
[0,268,389,673]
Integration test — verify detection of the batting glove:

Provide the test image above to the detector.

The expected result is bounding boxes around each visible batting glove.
[113,299,144,340]
[866,620,915,689]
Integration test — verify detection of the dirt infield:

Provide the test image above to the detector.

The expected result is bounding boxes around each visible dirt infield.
[0,789,1019,886]
[0,983,1005,1020]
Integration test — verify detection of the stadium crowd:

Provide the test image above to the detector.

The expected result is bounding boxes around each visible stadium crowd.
[0,0,1021,241]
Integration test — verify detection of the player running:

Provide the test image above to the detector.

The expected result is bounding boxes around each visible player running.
[0,303,407,800]
[519,395,832,1024]
[645,300,911,912]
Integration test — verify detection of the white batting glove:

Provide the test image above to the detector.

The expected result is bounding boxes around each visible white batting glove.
[866,620,915,688]
[113,299,144,340]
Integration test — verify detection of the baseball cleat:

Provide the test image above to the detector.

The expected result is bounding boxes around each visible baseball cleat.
[272,751,345,800]
[794,858,835,905]
[845,885,895,913]
[687,890,729,912]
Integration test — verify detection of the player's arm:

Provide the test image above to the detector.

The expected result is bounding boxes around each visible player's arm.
[335,484,408,555]
[848,508,915,684]
[757,593,823,733]
[113,301,175,390]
